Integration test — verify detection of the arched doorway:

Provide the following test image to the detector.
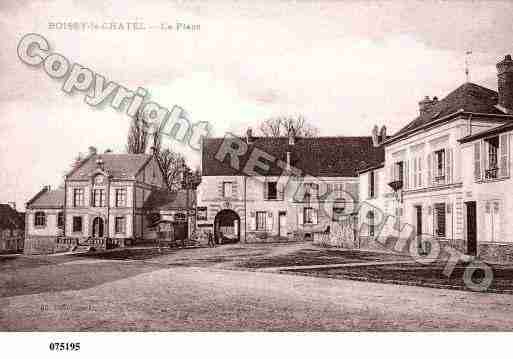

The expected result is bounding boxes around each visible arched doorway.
[92,217,105,238]
[214,209,240,244]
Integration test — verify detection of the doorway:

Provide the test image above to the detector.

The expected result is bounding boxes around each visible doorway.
[466,201,477,256]
[92,217,105,238]
[278,211,287,237]
[214,209,240,244]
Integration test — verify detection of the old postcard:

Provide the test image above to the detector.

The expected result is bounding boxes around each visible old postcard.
[1,0,513,356]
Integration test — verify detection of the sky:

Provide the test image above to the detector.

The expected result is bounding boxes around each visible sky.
[1,0,513,209]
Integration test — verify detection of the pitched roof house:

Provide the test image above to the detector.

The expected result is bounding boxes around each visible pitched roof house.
[363,54,513,263]
[198,133,384,244]
[25,149,194,254]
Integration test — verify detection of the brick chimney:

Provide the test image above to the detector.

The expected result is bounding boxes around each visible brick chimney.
[418,96,437,116]
[88,146,97,156]
[497,54,513,111]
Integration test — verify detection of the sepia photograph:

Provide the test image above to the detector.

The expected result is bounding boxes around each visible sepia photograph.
[1,0,513,356]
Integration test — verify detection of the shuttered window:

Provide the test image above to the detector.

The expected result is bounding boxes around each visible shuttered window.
[474,142,481,180]
[434,203,446,237]
[256,211,266,231]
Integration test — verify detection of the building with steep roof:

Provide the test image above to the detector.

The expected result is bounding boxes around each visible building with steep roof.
[197,131,384,244]
[361,54,513,262]
[24,148,194,254]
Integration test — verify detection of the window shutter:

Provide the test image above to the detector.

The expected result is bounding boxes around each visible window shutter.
[368,172,372,198]
[298,210,304,225]
[249,211,256,231]
[418,157,422,187]
[375,171,379,197]
[278,183,285,200]
[389,165,394,183]
[474,142,481,180]
[218,182,224,197]
[427,153,432,186]
[263,179,268,200]
[312,209,318,224]
[500,134,509,177]
[267,212,273,231]
[482,140,487,175]
[404,160,409,189]
[232,182,238,198]
[412,158,417,188]
[446,148,453,184]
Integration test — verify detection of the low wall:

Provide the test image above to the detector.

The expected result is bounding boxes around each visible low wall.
[24,236,127,254]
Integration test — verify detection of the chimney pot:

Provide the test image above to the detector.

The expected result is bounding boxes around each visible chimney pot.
[371,125,379,147]
[497,54,513,111]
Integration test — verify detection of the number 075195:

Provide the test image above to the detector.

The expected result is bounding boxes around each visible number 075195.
[49,342,80,351]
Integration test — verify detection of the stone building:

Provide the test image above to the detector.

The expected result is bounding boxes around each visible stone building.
[25,148,193,254]
[360,54,513,261]
[196,132,384,244]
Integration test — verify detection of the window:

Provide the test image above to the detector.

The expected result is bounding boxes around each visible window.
[485,137,499,179]
[222,182,233,198]
[256,211,267,231]
[57,212,64,228]
[115,188,127,207]
[367,211,375,237]
[267,181,278,200]
[303,207,317,224]
[34,211,46,227]
[368,171,375,198]
[434,149,446,183]
[73,188,84,207]
[72,216,83,233]
[434,203,446,237]
[93,189,106,207]
[115,217,126,234]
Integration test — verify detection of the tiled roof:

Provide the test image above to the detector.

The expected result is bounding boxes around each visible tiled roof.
[0,204,24,230]
[143,189,196,210]
[459,121,513,144]
[390,82,504,141]
[67,153,152,180]
[27,188,64,209]
[202,136,385,177]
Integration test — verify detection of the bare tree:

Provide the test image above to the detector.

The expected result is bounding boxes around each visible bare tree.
[126,110,149,154]
[157,148,186,190]
[258,115,318,138]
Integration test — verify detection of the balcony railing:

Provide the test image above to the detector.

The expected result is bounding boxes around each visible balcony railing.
[485,167,499,179]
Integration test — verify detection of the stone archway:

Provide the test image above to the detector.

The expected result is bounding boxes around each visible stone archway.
[214,209,240,244]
